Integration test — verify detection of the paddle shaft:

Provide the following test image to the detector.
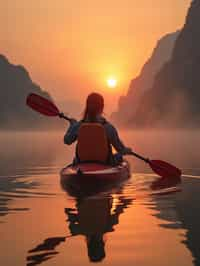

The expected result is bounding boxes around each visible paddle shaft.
[131,152,149,163]
[59,113,72,122]
[58,113,76,123]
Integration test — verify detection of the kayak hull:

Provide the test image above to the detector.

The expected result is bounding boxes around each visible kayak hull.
[60,161,130,197]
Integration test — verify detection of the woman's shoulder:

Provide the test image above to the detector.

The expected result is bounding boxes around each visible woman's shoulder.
[101,118,117,131]
[79,116,117,130]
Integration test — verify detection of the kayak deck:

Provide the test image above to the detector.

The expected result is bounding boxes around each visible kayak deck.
[60,161,130,197]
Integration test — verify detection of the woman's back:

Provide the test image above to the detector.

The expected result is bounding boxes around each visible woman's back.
[64,92,132,164]
[77,122,110,163]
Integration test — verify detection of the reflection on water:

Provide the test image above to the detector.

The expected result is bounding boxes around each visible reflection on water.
[27,186,133,265]
[65,192,133,263]
[0,173,59,219]
[153,176,200,266]
[0,176,32,217]
[0,132,67,219]
[0,131,200,266]
[27,237,65,266]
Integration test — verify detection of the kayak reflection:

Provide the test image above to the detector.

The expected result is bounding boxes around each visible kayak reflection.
[65,193,133,262]
[27,186,133,265]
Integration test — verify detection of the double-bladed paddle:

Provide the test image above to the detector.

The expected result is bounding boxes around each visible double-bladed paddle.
[26,93,182,178]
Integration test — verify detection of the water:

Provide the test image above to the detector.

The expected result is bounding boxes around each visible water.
[0,130,200,266]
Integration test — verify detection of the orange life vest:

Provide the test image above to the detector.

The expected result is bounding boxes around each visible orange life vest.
[77,123,110,163]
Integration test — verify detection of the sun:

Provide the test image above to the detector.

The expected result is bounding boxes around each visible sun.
[107,77,117,88]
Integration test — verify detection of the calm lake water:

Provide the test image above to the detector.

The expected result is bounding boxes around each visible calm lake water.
[0,130,200,266]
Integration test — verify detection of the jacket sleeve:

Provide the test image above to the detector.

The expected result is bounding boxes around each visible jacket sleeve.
[106,123,130,154]
[64,121,80,145]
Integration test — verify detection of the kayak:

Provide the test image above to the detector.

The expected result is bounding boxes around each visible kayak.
[60,161,130,197]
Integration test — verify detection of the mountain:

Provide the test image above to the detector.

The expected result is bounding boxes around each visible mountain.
[0,55,63,129]
[114,0,200,128]
[112,31,180,125]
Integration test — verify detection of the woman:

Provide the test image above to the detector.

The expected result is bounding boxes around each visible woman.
[64,92,132,164]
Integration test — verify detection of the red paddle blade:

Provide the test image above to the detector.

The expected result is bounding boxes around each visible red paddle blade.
[26,93,60,116]
[149,160,182,178]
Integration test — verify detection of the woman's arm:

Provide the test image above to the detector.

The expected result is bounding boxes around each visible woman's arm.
[106,123,132,154]
[64,121,80,145]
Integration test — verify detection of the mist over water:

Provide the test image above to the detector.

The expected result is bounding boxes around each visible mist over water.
[0,130,200,266]
[0,129,199,174]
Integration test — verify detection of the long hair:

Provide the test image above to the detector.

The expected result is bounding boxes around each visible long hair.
[83,93,104,121]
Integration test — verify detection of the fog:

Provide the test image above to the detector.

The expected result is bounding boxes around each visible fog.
[0,129,199,176]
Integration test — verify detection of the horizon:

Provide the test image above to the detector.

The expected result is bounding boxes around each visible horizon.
[0,0,190,114]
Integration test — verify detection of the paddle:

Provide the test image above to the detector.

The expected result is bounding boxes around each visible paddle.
[26,93,73,122]
[130,152,182,178]
[26,93,182,178]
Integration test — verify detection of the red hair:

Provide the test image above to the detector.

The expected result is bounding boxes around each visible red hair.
[83,93,104,121]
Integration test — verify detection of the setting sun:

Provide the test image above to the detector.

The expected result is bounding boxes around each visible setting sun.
[107,78,117,88]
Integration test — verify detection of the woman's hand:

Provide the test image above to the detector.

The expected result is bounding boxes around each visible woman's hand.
[123,147,133,155]
[59,112,65,118]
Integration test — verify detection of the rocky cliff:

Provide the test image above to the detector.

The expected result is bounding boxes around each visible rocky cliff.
[0,55,62,129]
[112,31,179,125]
[114,0,200,128]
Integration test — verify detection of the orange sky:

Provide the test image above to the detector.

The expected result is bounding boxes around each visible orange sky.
[0,0,190,114]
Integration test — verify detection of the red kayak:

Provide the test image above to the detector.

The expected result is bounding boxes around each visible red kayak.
[60,161,130,196]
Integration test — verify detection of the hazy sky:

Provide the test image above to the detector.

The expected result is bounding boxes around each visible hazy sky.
[0,0,191,114]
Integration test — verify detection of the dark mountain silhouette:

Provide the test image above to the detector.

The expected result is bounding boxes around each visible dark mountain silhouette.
[112,31,180,125]
[0,55,63,129]
[114,0,200,128]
